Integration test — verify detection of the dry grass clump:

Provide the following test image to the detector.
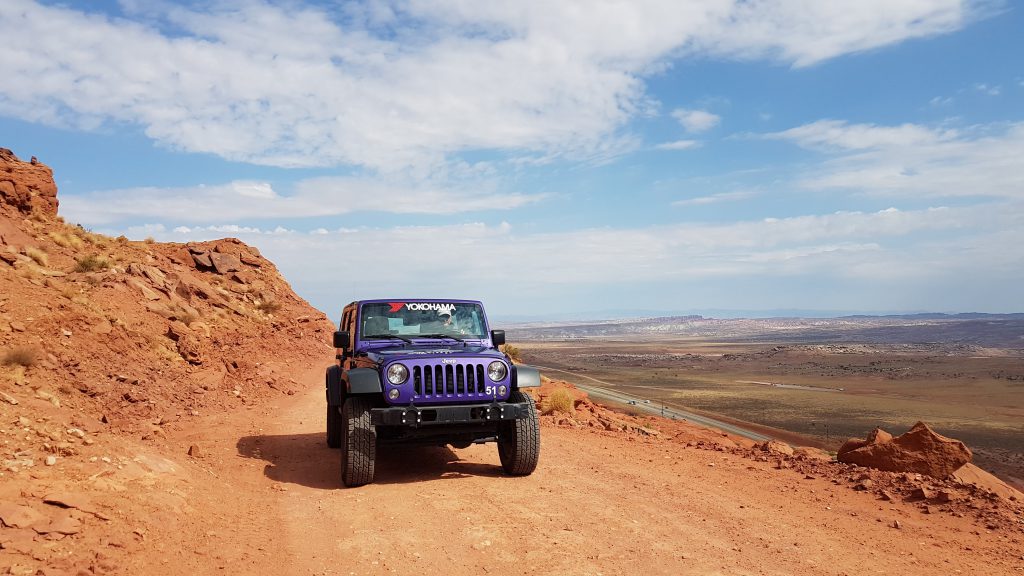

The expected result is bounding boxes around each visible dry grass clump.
[49,231,84,249]
[542,387,576,416]
[255,300,281,314]
[170,306,199,326]
[15,266,40,281]
[74,254,111,273]
[72,226,108,248]
[24,246,48,266]
[500,343,522,364]
[3,345,41,367]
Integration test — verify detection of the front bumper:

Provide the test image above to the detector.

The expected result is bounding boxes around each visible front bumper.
[370,401,531,427]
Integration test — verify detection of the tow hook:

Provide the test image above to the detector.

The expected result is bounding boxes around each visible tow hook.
[401,407,422,425]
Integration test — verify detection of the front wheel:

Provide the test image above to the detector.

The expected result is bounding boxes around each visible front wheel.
[498,391,540,476]
[341,396,376,487]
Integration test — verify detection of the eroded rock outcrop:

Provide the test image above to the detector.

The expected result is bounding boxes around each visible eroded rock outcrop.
[838,422,972,478]
[0,148,58,217]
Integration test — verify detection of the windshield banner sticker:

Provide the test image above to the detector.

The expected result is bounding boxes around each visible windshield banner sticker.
[388,302,457,314]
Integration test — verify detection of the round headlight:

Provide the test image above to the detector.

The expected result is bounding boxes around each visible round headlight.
[387,363,408,385]
[487,361,507,382]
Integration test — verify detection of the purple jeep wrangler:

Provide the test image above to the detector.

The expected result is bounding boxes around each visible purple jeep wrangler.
[326,299,541,487]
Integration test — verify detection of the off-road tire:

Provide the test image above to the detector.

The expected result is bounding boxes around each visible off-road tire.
[326,403,341,449]
[498,391,540,476]
[340,396,376,487]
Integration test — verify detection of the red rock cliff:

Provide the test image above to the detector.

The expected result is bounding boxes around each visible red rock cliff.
[0,148,59,217]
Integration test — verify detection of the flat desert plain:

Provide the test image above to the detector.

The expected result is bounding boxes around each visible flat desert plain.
[518,339,1024,488]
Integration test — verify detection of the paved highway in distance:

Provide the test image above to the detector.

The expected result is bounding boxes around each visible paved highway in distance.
[528,364,773,443]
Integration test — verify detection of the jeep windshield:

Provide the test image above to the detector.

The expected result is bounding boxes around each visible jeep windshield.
[360,302,487,340]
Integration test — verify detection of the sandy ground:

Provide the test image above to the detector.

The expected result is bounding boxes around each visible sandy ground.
[113,366,1024,576]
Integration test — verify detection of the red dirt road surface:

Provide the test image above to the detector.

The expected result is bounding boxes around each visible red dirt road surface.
[120,367,1021,576]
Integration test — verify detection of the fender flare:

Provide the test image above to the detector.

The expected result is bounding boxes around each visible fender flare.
[345,367,383,395]
[326,365,344,406]
[512,365,540,389]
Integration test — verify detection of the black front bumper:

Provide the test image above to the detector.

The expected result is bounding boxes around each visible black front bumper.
[371,401,530,427]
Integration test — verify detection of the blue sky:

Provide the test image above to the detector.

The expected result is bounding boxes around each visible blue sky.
[2,0,1022,319]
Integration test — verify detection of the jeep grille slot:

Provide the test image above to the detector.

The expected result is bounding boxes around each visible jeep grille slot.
[408,362,495,403]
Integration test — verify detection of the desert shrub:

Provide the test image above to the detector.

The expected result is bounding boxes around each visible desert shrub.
[3,345,40,367]
[25,246,48,266]
[500,343,522,364]
[144,236,156,244]
[74,254,111,273]
[542,387,575,416]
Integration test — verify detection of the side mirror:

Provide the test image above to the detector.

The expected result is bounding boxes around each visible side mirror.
[490,329,506,347]
[333,330,350,350]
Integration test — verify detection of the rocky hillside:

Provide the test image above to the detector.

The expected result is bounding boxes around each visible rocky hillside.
[1,149,334,572]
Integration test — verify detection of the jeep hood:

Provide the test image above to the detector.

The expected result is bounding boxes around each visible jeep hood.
[366,345,505,364]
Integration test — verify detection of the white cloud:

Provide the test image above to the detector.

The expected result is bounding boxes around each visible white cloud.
[0,0,978,170]
[110,198,1023,313]
[671,109,721,133]
[767,120,1024,199]
[766,119,955,151]
[673,191,755,206]
[61,176,545,225]
[974,83,1001,96]
[692,0,973,68]
[127,203,1013,285]
[655,139,702,151]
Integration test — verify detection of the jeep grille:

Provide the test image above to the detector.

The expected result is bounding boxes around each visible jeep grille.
[412,363,488,399]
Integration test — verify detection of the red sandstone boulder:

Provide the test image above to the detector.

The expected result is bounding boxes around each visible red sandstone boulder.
[837,422,971,479]
[837,427,892,459]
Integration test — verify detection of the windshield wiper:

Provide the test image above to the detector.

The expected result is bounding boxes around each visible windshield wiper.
[415,333,466,343]
[363,334,414,344]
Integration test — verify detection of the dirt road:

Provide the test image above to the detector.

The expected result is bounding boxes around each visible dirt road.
[143,367,1023,576]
